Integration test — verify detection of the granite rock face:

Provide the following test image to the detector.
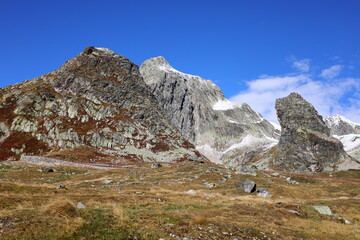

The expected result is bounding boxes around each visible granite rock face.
[0,47,199,163]
[272,92,357,171]
[140,57,278,165]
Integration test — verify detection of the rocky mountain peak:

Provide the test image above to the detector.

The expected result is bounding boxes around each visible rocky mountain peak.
[141,56,172,68]
[0,47,199,163]
[140,56,278,165]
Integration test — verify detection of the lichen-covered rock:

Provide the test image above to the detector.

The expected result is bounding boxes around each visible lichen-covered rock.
[0,47,199,163]
[140,57,278,165]
[272,92,356,171]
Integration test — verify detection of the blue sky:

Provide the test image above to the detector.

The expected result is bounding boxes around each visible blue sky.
[1,0,360,122]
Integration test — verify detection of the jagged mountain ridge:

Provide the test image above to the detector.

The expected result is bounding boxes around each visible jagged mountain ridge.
[0,47,199,163]
[140,56,279,164]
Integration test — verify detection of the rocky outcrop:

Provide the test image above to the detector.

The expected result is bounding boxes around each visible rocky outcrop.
[0,47,199,163]
[140,57,278,165]
[271,92,358,171]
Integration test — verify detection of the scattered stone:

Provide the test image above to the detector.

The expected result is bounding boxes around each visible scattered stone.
[204,182,216,188]
[188,155,204,163]
[151,163,162,168]
[187,190,197,195]
[256,188,272,197]
[286,177,299,184]
[135,191,144,194]
[236,179,256,193]
[102,179,113,184]
[76,202,86,209]
[313,205,333,215]
[336,216,352,225]
[96,185,117,189]
[42,167,54,173]
[208,167,219,172]
[235,165,257,176]
[287,210,300,215]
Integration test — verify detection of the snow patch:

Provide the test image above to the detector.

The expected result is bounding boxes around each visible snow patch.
[213,99,242,111]
[270,122,281,131]
[223,135,278,153]
[228,120,240,124]
[196,144,223,164]
[334,134,360,152]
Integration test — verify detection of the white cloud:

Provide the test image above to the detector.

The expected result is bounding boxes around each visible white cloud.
[230,65,360,124]
[292,59,311,72]
[320,65,343,79]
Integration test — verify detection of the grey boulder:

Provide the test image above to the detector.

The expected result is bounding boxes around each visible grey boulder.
[236,179,256,193]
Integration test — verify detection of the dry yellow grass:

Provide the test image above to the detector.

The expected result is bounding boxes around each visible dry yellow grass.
[0,161,359,239]
[42,198,78,219]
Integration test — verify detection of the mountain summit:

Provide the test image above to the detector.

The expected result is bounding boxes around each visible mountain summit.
[0,47,199,163]
[140,56,278,166]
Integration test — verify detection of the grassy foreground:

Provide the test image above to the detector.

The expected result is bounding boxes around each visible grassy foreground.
[0,161,359,240]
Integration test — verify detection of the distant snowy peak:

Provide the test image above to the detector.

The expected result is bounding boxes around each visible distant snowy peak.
[326,115,359,128]
[325,115,360,135]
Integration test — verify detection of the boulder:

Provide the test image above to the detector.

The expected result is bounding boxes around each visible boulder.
[76,202,86,209]
[236,179,256,193]
[151,163,162,168]
[42,167,54,173]
[312,205,333,215]
[204,182,216,188]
